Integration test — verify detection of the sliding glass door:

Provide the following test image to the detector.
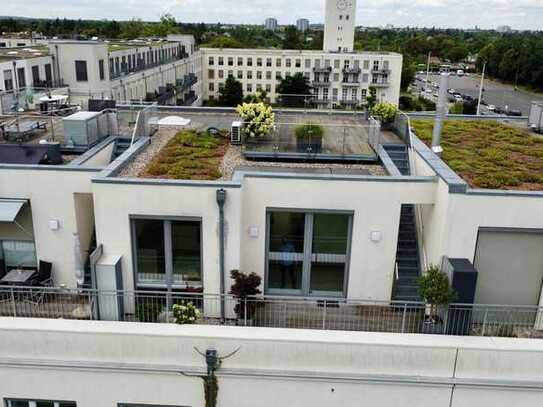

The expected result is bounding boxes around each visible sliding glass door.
[267,210,352,297]
[132,217,202,289]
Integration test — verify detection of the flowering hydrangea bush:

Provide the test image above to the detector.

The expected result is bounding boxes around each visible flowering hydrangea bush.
[372,102,398,123]
[236,102,275,138]
[172,302,200,325]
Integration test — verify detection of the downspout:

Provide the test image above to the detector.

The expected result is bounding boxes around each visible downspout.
[216,189,227,321]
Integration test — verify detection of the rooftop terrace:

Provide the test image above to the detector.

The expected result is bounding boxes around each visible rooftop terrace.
[0,46,49,62]
[117,110,391,180]
[412,119,543,191]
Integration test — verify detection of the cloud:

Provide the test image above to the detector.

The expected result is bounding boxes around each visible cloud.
[1,0,542,30]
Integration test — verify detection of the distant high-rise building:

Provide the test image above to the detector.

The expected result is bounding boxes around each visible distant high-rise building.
[324,0,357,52]
[265,18,278,31]
[496,25,512,33]
[297,18,310,32]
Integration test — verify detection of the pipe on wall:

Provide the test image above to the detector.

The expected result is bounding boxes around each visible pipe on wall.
[216,188,227,321]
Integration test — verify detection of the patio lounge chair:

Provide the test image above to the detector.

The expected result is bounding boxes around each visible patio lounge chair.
[24,261,53,305]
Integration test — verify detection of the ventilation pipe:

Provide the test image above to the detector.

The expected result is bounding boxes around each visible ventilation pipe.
[216,188,227,321]
[432,72,450,156]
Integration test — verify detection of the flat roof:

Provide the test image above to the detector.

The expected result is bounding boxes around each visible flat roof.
[200,47,402,57]
[0,46,49,62]
[116,110,386,180]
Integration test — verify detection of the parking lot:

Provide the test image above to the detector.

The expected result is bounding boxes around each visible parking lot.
[413,73,541,116]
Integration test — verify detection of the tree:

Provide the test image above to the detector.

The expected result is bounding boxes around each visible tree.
[120,19,147,39]
[282,26,302,50]
[401,58,417,91]
[203,36,244,49]
[277,73,311,107]
[218,77,243,107]
[151,13,179,37]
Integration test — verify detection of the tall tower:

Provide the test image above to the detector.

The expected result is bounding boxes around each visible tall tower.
[323,0,357,52]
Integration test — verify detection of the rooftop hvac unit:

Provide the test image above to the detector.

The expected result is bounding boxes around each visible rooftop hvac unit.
[231,121,243,145]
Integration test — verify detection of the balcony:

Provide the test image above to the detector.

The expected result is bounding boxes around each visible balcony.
[312,80,331,87]
[340,99,359,105]
[343,67,361,74]
[341,80,360,87]
[372,68,391,75]
[371,81,390,88]
[313,66,332,73]
[0,286,542,338]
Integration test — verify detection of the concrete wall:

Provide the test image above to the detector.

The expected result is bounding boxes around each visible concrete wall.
[0,167,97,286]
[1,318,543,407]
[324,0,357,52]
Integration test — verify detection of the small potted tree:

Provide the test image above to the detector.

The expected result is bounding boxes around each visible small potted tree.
[372,102,398,129]
[417,265,456,334]
[295,123,324,154]
[229,270,262,326]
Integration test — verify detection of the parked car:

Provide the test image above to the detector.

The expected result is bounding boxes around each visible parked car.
[507,109,522,117]
[488,105,496,111]
[448,89,456,95]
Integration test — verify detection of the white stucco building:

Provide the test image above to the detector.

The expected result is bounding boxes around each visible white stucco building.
[324,0,357,52]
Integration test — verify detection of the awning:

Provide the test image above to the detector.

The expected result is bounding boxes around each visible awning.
[0,199,26,222]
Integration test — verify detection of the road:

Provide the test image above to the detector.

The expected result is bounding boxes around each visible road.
[412,73,541,116]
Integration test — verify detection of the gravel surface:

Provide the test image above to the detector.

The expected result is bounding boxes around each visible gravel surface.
[219,145,386,180]
[118,126,180,178]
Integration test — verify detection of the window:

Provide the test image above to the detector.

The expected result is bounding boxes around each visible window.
[17,67,26,88]
[266,84,271,92]
[208,69,215,79]
[4,400,75,407]
[266,210,351,296]
[1,240,37,275]
[295,59,301,68]
[237,70,243,79]
[266,58,272,67]
[275,72,282,80]
[334,59,340,69]
[237,57,243,66]
[246,83,252,92]
[31,66,40,86]
[362,73,369,83]
[257,58,263,67]
[209,83,214,91]
[132,218,202,287]
[75,60,88,82]
[373,60,380,71]
[276,58,282,67]
[98,60,105,81]
[218,57,224,65]
[228,57,233,66]
[208,56,214,66]
[247,57,253,67]
[247,71,253,79]
[228,70,233,78]
[286,59,291,68]
[305,59,311,68]
[266,71,272,80]
[3,69,13,91]
[257,71,262,80]
[218,70,224,79]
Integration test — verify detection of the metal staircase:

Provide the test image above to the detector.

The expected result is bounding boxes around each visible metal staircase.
[383,144,422,301]
[112,137,133,159]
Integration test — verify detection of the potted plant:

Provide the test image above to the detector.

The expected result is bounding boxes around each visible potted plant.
[417,265,456,334]
[229,270,262,326]
[295,123,324,154]
[172,302,201,325]
[235,102,275,142]
[371,102,398,129]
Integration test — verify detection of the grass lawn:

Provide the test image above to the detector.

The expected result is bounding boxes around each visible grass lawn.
[140,130,228,180]
[411,120,543,190]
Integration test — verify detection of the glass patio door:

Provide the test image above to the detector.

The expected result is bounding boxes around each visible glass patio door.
[267,210,351,297]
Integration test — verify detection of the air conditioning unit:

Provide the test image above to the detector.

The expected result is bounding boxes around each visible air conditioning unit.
[231,121,243,145]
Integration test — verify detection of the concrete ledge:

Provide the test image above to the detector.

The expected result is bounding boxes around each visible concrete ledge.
[69,136,117,166]
[96,137,151,179]
[467,189,543,198]
[412,136,468,194]
[377,145,402,176]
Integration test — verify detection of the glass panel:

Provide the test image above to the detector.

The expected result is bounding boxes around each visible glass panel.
[9,402,30,407]
[310,214,349,294]
[2,241,37,268]
[36,402,54,407]
[268,212,305,292]
[171,221,202,285]
[134,219,165,285]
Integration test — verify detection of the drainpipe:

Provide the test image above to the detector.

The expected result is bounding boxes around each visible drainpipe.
[432,72,449,156]
[216,188,227,321]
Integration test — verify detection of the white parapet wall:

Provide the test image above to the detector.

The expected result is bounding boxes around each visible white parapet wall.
[0,318,543,407]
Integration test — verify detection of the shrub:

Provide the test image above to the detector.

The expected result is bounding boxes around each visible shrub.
[372,102,398,123]
[229,270,262,320]
[172,302,201,324]
[294,123,324,140]
[418,265,456,321]
[236,102,275,138]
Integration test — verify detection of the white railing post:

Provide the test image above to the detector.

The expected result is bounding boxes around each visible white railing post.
[322,300,327,330]
[10,287,16,317]
[401,303,407,333]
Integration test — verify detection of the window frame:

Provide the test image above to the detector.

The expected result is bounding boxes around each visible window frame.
[74,60,88,82]
[264,208,353,298]
[130,215,203,290]
[4,399,76,407]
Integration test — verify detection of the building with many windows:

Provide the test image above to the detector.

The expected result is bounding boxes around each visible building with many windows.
[324,0,357,52]
[296,18,310,32]
[265,18,278,31]
[201,48,401,107]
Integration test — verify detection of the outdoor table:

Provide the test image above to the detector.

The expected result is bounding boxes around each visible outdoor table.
[0,269,37,286]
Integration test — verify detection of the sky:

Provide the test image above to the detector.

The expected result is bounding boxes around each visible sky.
[2,0,543,31]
